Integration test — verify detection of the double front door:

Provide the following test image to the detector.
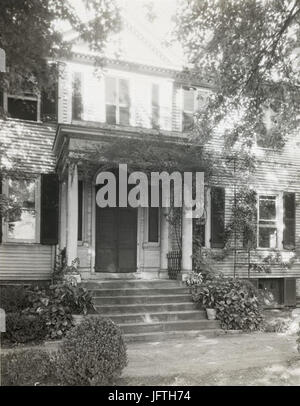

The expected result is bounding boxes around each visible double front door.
[95,206,137,273]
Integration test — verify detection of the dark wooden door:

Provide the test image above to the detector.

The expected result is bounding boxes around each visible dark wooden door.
[95,206,137,273]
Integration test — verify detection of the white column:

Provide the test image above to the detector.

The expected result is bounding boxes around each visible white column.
[59,180,67,250]
[181,205,193,277]
[66,163,78,266]
[160,207,169,276]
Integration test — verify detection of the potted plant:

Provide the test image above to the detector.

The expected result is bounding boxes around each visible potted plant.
[193,284,217,320]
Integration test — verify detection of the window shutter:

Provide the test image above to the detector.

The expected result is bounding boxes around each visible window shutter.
[40,174,59,245]
[284,277,296,306]
[210,187,225,248]
[0,176,2,244]
[283,192,295,249]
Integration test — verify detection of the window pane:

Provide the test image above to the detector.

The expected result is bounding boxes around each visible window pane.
[105,77,117,105]
[106,104,116,124]
[259,196,276,220]
[119,79,130,106]
[119,106,130,126]
[183,88,195,112]
[148,207,159,242]
[8,179,36,240]
[259,227,277,248]
[152,84,159,107]
[7,97,37,121]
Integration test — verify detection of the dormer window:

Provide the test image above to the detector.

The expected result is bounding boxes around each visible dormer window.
[105,77,130,126]
[182,87,196,132]
[3,92,40,121]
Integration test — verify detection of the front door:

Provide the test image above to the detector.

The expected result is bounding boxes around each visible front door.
[95,206,137,272]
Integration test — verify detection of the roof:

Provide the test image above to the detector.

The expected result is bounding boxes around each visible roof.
[0,119,56,174]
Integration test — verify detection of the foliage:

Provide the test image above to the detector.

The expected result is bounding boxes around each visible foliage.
[24,281,94,339]
[0,284,31,313]
[1,349,56,386]
[175,0,300,152]
[297,324,300,353]
[225,188,257,250]
[186,271,203,287]
[55,316,128,386]
[0,0,121,96]
[192,272,263,330]
[3,313,47,344]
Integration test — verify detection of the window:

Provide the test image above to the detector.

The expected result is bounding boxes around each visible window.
[258,195,278,248]
[6,178,38,242]
[72,72,83,120]
[151,83,160,128]
[148,207,159,243]
[105,77,130,126]
[6,93,39,121]
[182,87,195,131]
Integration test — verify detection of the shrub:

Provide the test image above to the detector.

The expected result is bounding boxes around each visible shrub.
[24,282,94,339]
[1,349,56,386]
[297,325,300,353]
[192,272,263,331]
[55,316,128,386]
[4,313,47,344]
[0,285,30,313]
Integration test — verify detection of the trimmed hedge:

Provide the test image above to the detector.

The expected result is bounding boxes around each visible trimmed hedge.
[1,349,56,386]
[55,316,128,386]
[4,313,47,344]
[0,285,30,313]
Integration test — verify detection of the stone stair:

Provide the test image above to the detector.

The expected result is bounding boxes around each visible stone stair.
[296,296,300,308]
[82,279,222,342]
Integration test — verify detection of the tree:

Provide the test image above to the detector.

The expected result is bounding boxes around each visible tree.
[0,0,121,218]
[0,0,121,95]
[174,0,300,152]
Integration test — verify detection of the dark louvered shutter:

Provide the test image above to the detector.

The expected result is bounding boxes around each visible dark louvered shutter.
[0,176,2,243]
[283,192,295,249]
[78,180,83,241]
[40,174,59,245]
[210,187,225,248]
[284,278,296,306]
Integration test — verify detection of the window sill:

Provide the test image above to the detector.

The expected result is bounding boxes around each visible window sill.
[142,242,160,249]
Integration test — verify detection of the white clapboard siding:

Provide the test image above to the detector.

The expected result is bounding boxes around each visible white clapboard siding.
[133,76,151,128]
[0,245,54,280]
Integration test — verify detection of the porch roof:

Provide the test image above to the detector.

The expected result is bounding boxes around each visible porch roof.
[0,118,56,175]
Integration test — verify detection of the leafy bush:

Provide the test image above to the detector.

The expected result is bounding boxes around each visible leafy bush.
[0,285,30,313]
[1,349,56,386]
[24,281,95,339]
[55,316,128,386]
[4,313,47,344]
[192,272,263,331]
[297,325,300,353]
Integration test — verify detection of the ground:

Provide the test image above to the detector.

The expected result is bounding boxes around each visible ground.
[119,332,300,386]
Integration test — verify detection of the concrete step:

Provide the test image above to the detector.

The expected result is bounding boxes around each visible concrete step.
[91,287,190,297]
[124,329,224,343]
[82,279,184,290]
[119,319,220,334]
[95,302,198,314]
[93,294,193,306]
[102,310,207,324]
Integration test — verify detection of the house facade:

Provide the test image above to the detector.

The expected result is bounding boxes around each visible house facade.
[0,15,300,306]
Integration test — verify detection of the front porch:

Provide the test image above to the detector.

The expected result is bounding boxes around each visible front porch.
[58,161,193,281]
